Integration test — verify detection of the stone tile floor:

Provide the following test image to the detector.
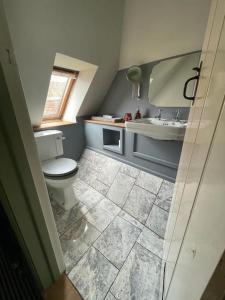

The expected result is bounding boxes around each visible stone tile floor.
[51,149,174,300]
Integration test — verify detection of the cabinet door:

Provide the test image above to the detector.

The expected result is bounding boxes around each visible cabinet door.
[165,1,225,299]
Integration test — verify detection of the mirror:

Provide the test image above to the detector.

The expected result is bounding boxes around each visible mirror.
[148,52,201,107]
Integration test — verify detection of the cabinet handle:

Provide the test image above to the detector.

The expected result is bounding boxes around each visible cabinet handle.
[183,61,202,104]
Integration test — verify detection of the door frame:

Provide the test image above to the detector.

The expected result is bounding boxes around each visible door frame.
[0,1,65,290]
[164,0,225,298]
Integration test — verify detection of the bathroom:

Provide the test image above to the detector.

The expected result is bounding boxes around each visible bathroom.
[0,0,215,300]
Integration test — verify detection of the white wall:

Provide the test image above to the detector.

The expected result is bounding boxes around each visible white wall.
[3,0,124,125]
[119,0,211,69]
[54,53,98,122]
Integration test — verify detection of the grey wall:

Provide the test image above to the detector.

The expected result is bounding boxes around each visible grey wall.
[52,119,85,161]
[99,55,196,120]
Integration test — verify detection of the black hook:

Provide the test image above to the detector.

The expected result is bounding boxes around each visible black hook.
[183,61,202,103]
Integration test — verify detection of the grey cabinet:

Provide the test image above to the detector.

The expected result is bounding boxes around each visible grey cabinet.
[85,122,182,182]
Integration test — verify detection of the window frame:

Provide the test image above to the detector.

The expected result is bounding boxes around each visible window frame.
[42,66,79,122]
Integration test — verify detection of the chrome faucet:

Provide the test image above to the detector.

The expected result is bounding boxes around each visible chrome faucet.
[175,109,180,121]
[155,109,162,119]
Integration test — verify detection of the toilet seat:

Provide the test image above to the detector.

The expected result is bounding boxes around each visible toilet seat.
[42,158,78,177]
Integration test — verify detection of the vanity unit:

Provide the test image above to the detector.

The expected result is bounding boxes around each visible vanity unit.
[85,119,182,182]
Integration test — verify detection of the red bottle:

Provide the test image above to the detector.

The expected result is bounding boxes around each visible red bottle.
[135,109,141,119]
[124,113,132,121]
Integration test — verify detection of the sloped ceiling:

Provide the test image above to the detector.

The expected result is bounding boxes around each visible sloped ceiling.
[119,0,211,69]
[3,0,210,125]
[3,0,125,125]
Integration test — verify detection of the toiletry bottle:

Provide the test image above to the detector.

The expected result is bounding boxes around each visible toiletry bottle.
[124,113,132,121]
[135,109,141,119]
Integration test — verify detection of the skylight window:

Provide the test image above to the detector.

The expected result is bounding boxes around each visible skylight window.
[42,67,78,121]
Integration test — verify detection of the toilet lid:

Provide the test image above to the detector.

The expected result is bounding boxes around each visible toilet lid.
[42,158,78,177]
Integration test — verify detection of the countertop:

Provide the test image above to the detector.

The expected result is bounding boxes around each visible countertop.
[85,119,125,128]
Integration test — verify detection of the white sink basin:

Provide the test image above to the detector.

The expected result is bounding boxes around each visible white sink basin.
[125,118,187,141]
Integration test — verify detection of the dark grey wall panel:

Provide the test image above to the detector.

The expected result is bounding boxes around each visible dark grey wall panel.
[85,123,181,182]
[54,120,85,161]
[132,134,182,169]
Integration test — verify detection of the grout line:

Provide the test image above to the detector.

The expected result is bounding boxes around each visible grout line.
[66,226,102,279]
[136,241,164,261]
[92,246,120,300]
[92,245,120,271]
[146,226,165,240]
[119,210,144,229]
[101,221,144,299]
[134,181,161,197]
[121,177,136,210]
[92,209,120,241]
[142,181,168,227]
[66,275,84,300]
[122,194,156,226]
[119,208,167,240]
[78,156,107,184]
[154,201,171,213]
[56,197,101,238]
[144,222,165,240]
[78,156,117,195]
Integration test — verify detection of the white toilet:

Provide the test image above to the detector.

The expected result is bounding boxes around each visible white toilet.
[34,130,78,210]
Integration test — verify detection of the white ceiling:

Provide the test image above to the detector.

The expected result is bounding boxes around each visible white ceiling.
[119,0,211,69]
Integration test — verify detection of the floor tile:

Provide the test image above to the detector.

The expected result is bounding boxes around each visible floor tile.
[97,198,121,215]
[69,247,118,300]
[105,292,117,300]
[119,210,144,230]
[73,176,90,192]
[73,178,104,208]
[123,185,155,224]
[155,180,174,212]
[136,171,163,195]
[60,219,101,273]
[91,151,107,173]
[54,203,89,236]
[81,152,107,175]
[82,148,96,162]
[97,157,121,186]
[145,205,169,238]
[107,172,135,207]
[137,227,164,259]
[120,163,140,178]
[110,243,162,300]
[78,157,94,174]
[79,160,109,195]
[51,199,63,216]
[94,216,141,269]
[90,179,110,196]
[84,200,117,232]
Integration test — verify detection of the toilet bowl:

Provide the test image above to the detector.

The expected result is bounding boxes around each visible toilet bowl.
[34,130,78,210]
[43,158,78,210]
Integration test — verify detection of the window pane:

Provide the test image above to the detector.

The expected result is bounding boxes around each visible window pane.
[43,74,69,118]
